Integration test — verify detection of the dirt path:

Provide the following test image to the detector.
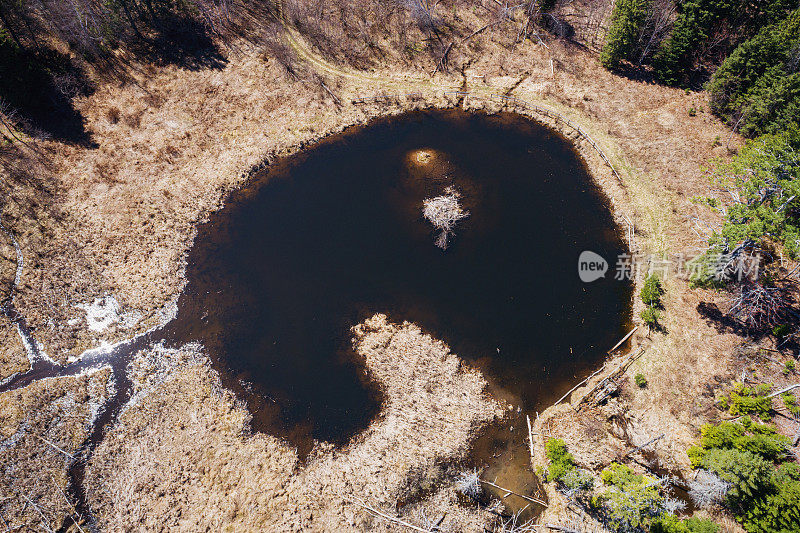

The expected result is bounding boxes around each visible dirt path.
[277,0,458,91]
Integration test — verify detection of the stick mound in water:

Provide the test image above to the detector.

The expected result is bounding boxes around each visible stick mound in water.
[422,186,469,249]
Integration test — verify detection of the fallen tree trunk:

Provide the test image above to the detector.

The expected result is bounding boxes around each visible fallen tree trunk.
[574,348,644,409]
[768,383,800,398]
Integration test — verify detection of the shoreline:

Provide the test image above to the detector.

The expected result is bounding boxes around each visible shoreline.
[1,22,747,527]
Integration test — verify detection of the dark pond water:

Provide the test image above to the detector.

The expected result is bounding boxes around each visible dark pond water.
[164,109,632,461]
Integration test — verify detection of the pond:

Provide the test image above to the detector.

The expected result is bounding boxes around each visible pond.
[164,108,632,472]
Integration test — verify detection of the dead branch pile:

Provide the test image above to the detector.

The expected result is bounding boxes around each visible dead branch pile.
[422,186,469,249]
[727,282,790,330]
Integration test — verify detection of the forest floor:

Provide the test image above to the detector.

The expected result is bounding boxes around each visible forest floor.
[0,0,791,530]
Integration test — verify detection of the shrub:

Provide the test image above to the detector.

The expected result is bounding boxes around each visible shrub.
[545,438,577,483]
[701,130,800,260]
[561,468,595,493]
[739,462,800,533]
[773,324,792,338]
[640,307,661,328]
[600,0,650,69]
[698,450,800,532]
[687,417,799,532]
[640,274,664,306]
[783,392,800,416]
[688,106,697,116]
[651,515,720,533]
[687,249,729,288]
[687,419,788,467]
[634,373,648,388]
[600,463,665,531]
[726,383,774,420]
[702,448,774,503]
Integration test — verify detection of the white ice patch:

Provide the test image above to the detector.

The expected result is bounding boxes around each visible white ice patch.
[77,296,122,332]
[156,296,178,324]
[75,296,143,333]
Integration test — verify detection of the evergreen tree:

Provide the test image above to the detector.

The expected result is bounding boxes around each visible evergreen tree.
[601,0,651,69]
[653,0,735,85]
[707,8,800,137]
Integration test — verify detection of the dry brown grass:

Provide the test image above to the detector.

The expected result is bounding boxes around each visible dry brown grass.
[0,1,767,529]
[0,370,110,531]
[87,315,500,531]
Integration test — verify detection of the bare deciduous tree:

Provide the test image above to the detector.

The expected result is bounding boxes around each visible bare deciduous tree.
[728,281,790,330]
[635,0,675,65]
[404,0,442,31]
[688,470,730,509]
[422,186,469,249]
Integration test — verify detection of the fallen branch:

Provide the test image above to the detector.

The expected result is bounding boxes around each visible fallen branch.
[318,79,342,107]
[768,383,800,398]
[479,479,547,507]
[574,348,645,409]
[461,20,502,45]
[432,42,453,75]
[0,109,34,150]
[432,20,501,77]
[544,524,581,533]
[20,494,53,533]
[611,434,665,465]
[35,435,75,460]
[51,475,86,533]
[526,414,535,461]
[348,497,430,532]
[0,504,11,532]
[553,366,603,407]
[554,328,637,407]
[608,327,637,354]
[0,216,23,313]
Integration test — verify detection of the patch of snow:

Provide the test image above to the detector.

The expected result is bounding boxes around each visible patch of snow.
[76,296,122,332]
[156,296,178,324]
[0,370,19,388]
[118,310,142,329]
